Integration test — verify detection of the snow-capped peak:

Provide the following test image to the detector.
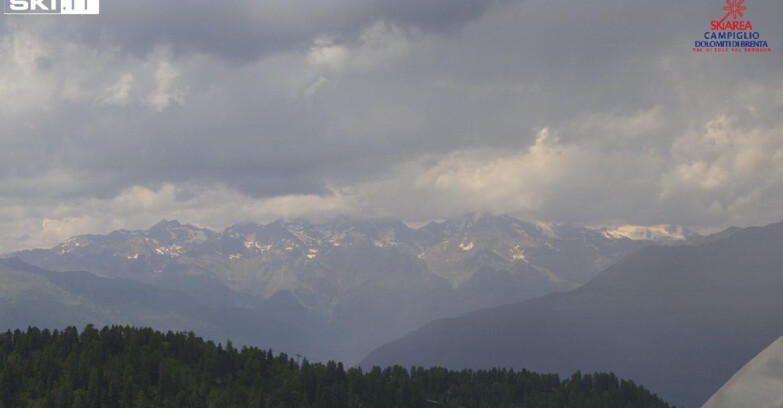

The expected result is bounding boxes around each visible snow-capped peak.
[601,225,696,242]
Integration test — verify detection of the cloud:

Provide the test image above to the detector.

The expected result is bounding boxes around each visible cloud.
[0,183,354,252]
[14,0,504,63]
[97,73,135,106]
[1,0,783,251]
[148,58,187,111]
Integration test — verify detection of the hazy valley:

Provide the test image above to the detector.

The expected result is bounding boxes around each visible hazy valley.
[362,220,783,407]
[5,214,687,364]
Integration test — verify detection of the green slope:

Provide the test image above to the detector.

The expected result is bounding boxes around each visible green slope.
[0,325,675,408]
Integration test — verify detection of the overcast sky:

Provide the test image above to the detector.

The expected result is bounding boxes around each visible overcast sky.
[0,0,782,251]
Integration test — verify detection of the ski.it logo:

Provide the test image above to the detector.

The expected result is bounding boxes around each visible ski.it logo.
[4,0,99,15]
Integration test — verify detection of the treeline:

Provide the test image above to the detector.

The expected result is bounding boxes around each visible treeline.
[0,325,674,408]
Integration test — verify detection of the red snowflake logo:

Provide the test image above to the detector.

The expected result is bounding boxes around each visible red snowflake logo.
[722,0,747,21]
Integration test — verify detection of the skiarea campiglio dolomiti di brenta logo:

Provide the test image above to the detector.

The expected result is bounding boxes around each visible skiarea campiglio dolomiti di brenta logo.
[693,0,771,53]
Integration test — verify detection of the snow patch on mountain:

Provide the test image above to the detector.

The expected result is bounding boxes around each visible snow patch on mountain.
[459,242,474,251]
[284,224,321,246]
[511,245,526,261]
[602,225,696,242]
[155,245,183,257]
[56,237,90,254]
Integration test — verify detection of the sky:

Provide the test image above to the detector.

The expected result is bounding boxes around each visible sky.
[0,0,782,252]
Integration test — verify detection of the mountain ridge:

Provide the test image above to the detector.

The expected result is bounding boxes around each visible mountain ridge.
[15,215,695,289]
[361,219,783,408]
[11,214,696,364]
[0,257,314,356]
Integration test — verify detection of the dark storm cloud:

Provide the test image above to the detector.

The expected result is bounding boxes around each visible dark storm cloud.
[1,0,783,250]
[63,0,504,61]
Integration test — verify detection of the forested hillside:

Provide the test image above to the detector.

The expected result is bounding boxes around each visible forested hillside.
[0,325,674,408]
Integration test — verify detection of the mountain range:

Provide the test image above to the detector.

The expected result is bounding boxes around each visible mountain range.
[8,214,687,363]
[361,220,783,408]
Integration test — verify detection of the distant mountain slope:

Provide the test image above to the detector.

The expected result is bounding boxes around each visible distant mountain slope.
[361,220,783,408]
[702,336,783,408]
[0,258,311,356]
[12,214,691,363]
